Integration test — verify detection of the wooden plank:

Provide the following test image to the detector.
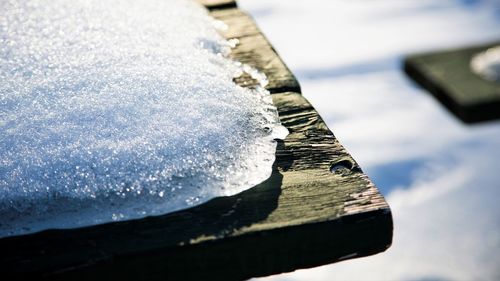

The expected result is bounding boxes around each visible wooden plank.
[211,8,302,93]
[404,41,500,123]
[0,92,392,280]
[0,2,392,280]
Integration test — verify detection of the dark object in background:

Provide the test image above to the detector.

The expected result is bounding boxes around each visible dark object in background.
[404,41,500,124]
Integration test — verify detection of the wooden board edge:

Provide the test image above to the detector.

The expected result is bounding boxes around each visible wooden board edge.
[210,8,302,94]
[41,209,392,281]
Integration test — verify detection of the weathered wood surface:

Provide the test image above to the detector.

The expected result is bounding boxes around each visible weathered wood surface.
[0,92,391,281]
[211,8,301,93]
[0,1,392,280]
[404,41,500,123]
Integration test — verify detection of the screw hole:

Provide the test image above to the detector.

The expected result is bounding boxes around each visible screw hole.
[330,159,354,173]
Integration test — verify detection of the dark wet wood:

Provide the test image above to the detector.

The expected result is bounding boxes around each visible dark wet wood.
[404,41,500,123]
[0,1,392,280]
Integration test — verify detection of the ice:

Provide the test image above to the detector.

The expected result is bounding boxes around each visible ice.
[0,0,287,238]
[471,45,500,82]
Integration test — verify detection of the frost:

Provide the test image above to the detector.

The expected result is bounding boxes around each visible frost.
[0,0,287,237]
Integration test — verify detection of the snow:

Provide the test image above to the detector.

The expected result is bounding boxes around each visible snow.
[471,45,500,82]
[0,0,286,238]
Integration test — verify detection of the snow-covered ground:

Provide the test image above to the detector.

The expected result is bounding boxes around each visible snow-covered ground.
[238,0,500,280]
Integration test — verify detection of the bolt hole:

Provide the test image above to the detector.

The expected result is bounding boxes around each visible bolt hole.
[330,159,354,173]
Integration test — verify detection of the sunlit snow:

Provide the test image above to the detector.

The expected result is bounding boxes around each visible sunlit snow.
[0,0,287,238]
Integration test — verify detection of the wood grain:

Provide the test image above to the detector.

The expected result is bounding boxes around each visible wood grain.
[211,8,301,93]
[0,93,392,281]
[0,1,392,280]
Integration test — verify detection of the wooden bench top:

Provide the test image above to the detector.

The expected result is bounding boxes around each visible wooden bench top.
[0,1,392,280]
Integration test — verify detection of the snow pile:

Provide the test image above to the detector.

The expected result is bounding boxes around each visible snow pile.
[0,0,287,237]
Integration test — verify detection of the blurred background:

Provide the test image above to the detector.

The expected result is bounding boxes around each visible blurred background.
[237,0,500,280]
